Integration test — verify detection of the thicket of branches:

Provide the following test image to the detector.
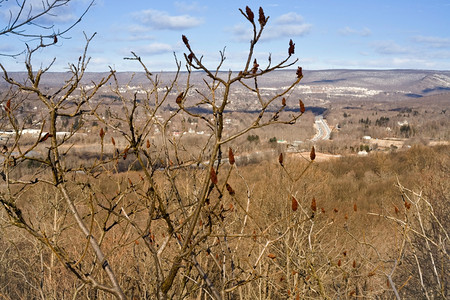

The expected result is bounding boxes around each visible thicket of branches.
[0,4,448,300]
[0,0,94,57]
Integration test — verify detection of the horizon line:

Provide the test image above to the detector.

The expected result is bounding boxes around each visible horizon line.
[4,68,450,74]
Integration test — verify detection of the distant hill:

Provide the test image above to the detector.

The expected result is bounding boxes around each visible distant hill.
[2,69,450,101]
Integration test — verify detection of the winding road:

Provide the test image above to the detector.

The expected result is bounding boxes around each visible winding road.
[311,115,331,141]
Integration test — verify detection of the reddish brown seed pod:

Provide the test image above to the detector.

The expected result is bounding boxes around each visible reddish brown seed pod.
[353,203,358,212]
[310,146,316,161]
[146,139,150,149]
[5,99,11,112]
[343,251,347,257]
[258,7,266,26]
[176,92,184,105]
[288,39,295,56]
[404,201,411,210]
[99,127,105,139]
[337,259,341,267]
[282,97,286,106]
[311,197,317,212]
[128,178,132,186]
[182,35,190,48]
[292,196,298,212]
[210,167,218,185]
[296,66,303,78]
[228,147,235,165]
[111,137,116,146]
[226,183,235,196]
[252,59,259,74]
[278,153,284,166]
[299,99,306,114]
[321,207,326,213]
[394,205,400,215]
[353,260,356,268]
[267,253,276,259]
[187,53,194,63]
[39,132,53,142]
[345,213,348,220]
[123,147,129,160]
[53,35,58,44]
[245,6,254,22]
[334,208,339,213]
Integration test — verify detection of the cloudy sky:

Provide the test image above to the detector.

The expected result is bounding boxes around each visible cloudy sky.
[1,0,450,72]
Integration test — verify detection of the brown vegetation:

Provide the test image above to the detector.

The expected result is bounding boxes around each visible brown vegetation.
[0,4,449,300]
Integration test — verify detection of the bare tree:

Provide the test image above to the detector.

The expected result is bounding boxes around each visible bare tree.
[0,0,94,56]
[0,5,309,299]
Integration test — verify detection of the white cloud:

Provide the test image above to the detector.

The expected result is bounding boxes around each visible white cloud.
[263,24,312,40]
[389,57,438,68]
[127,25,151,34]
[229,24,252,42]
[133,9,203,30]
[0,0,79,25]
[132,42,175,55]
[124,25,156,41]
[41,8,77,24]
[230,12,311,42]
[371,40,411,55]
[89,57,110,66]
[126,35,156,42]
[319,56,445,70]
[276,12,304,24]
[339,26,371,37]
[428,50,450,59]
[0,43,16,52]
[412,35,450,48]
[174,1,207,12]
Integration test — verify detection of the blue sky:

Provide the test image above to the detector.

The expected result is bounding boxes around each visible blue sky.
[1,0,450,72]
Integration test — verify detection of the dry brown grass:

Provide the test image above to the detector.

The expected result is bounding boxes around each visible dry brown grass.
[1,144,448,299]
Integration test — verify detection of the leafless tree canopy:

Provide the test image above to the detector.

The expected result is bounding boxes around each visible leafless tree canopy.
[0,0,93,56]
